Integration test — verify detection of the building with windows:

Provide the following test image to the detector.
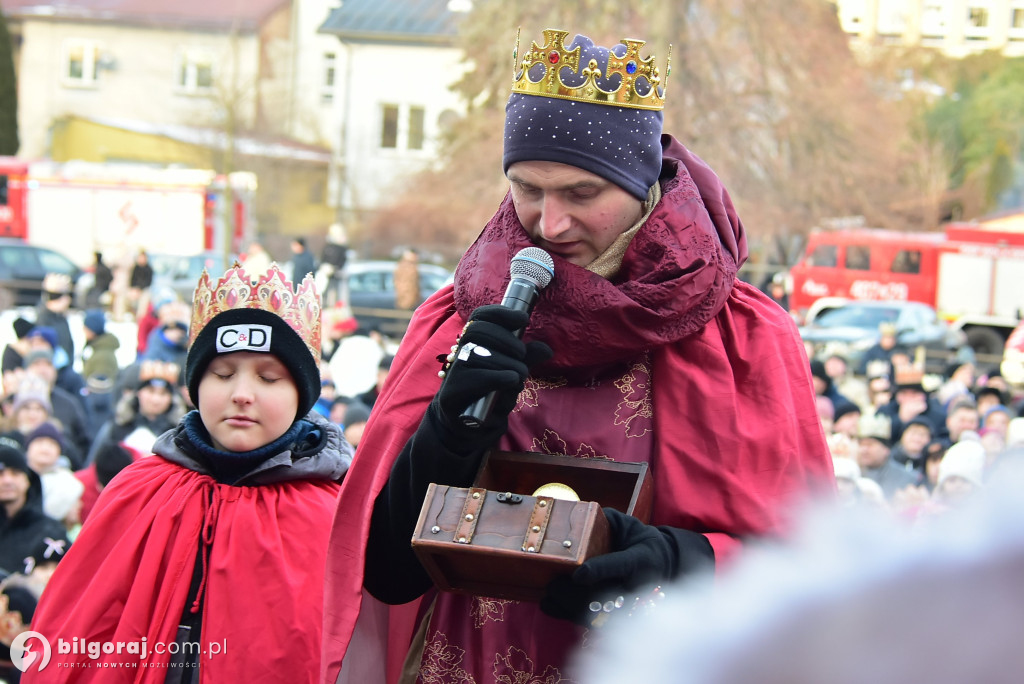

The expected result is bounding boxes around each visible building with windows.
[1,0,474,240]
[833,0,1024,56]
[318,0,472,227]
[1,0,335,238]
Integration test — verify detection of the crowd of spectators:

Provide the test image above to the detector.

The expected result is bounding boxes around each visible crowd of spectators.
[805,325,1024,519]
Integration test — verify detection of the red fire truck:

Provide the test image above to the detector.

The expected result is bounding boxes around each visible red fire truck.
[788,217,1024,356]
[0,157,255,267]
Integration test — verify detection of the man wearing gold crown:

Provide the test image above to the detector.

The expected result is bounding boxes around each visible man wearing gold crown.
[26,265,354,682]
[322,30,833,683]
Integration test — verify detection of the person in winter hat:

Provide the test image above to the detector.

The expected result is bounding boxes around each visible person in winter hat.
[28,263,354,680]
[81,309,120,385]
[932,440,986,507]
[0,444,69,577]
[81,308,122,432]
[24,421,83,526]
[321,28,833,683]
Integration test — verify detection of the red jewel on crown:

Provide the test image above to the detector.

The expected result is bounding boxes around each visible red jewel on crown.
[512,29,669,111]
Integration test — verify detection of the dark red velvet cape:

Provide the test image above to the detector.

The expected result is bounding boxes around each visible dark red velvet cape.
[321,136,834,682]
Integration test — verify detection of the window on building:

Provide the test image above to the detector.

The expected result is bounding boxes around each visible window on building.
[844,245,871,270]
[64,40,100,86]
[380,104,428,151]
[968,6,990,26]
[1012,7,1024,30]
[178,51,214,93]
[381,104,400,148]
[322,52,336,104]
[408,106,425,150]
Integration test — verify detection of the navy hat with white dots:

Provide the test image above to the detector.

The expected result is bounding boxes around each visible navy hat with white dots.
[503,33,664,200]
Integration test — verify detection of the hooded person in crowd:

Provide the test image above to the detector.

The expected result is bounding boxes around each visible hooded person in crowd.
[27,263,354,681]
[0,445,70,577]
[321,28,833,683]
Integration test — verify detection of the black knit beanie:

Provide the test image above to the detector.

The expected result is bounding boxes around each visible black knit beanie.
[503,33,664,200]
[185,308,319,420]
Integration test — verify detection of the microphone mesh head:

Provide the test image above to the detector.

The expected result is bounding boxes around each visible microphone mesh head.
[510,247,555,289]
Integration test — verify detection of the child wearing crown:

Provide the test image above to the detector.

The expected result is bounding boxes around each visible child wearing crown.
[25,264,353,682]
[322,29,832,682]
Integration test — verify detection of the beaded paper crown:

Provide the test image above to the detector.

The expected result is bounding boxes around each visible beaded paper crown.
[189,262,321,364]
[512,28,671,111]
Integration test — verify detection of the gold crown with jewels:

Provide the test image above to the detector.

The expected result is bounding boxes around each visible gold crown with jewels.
[511,28,671,111]
[189,262,321,364]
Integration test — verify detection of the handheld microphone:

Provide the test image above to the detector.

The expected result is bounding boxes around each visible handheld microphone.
[459,246,555,428]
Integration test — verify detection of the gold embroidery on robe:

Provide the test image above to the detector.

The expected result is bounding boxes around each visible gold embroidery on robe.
[493,645,571,684]
[530,428,609,460]
[420,632,476,684]
[614,357,653,438]
[472,597,517,628]
[517,376,568,411]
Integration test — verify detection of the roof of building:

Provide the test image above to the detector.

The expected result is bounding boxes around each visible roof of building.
[1,0,286,32]
[318,0,468,44]
[78,115,332,164]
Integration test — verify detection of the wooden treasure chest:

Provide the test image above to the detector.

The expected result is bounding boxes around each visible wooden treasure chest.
[411,450,652,601]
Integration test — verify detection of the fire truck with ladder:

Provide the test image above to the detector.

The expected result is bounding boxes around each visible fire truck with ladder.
[788,216,1024,360]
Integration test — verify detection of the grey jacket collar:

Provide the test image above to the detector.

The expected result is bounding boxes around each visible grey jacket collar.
[153,410,353,486]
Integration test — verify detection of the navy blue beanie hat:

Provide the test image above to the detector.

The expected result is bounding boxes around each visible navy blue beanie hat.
[503,33,664,200]
[84,309,106,335]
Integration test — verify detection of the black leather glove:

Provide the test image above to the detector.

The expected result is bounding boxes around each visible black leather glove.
[365,305,551,604]
[427,304,552,456]
[540,507,714,627]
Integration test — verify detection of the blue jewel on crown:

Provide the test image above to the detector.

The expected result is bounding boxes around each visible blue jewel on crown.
[511,28,671,111]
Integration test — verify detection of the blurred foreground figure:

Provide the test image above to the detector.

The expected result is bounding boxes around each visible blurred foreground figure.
[574,449,1024,684]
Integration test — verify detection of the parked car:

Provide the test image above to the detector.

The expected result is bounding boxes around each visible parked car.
[1002,320,1024,388]
[798,298,969,375]
[346,260,452,337]
[149,251,237,302]
[0,237,83,308]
